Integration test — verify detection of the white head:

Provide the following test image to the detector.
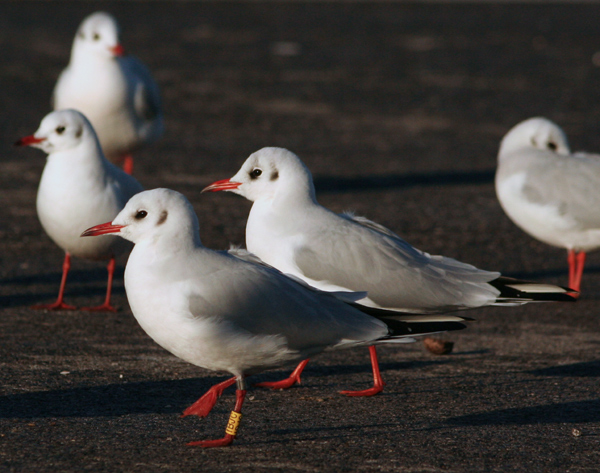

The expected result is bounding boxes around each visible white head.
[499,117,570,159]
[15,109,100,155]
[72,12,124,60]
[202,147,317,204]
[82,189,202,248]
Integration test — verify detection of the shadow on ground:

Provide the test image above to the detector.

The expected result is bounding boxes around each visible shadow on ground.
[0,268,127,308]
[0,359,450,419]
[529,360,600,378]
[446,399,600,426]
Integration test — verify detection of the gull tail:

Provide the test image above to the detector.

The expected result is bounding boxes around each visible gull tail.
[489,276,578,304]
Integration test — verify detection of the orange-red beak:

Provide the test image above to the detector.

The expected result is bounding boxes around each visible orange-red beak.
[201,179,242,193]
[110,44,125,56]
[81,222,125,237]
[14,135,46,147]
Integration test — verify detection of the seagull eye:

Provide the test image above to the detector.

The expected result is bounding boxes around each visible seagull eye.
[250,168,262,179]
[548,142,558,151]
[56,126,65,135]
[135,210,148,220]
[93,33,101,41]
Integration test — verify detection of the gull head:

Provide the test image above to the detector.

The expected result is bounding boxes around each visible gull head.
[83,189,201,247]
[15,109,95,154]
[203,147,316,203]
[499,117,570,159]
[73,11,124,59]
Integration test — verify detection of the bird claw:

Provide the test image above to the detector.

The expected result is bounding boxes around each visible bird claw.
[254,375,300,390]
[254,359,309,390]
[181,394,218,418]
[187,434,234,448]
[31,301,77,311]
[340,383,385,397]
[181,377,237,418]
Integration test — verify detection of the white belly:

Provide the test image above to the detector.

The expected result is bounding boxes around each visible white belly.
[54,65,138,161]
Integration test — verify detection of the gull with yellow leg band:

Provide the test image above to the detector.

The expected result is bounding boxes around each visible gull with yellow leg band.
[83,188,518,449]
[187,377,247,448]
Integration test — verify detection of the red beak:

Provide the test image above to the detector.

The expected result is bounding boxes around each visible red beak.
[201,179,242,193]
[110,44,125,56]
[81,222,125,237]
[14,135,46,147]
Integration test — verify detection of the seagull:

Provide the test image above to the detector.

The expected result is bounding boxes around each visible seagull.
[496,117,600,293]
[52,11,163,174]
[15,109,143,311]
[81,187,480,447]
[202,146,576,396]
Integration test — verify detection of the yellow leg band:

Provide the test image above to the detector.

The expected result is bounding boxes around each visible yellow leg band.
[225,411,242,436]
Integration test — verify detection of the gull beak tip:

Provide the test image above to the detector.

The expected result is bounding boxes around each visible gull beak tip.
[14,135,45,147]
[81,222,125,237]
[201,179,242,193]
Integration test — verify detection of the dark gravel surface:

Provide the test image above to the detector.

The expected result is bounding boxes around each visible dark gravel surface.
[2,2,600,472]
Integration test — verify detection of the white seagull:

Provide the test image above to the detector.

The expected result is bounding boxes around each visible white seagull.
[202,147,576,396]
[82,188,477,447]
[496,117,600,293]
[15,109,143,311]
[53,11,163,174]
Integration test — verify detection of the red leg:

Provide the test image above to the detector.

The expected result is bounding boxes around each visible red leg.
[188,386,247,448]
[181,376,237,418]
[568,249,576,288]
[81,257,118,312]
[32,253,77,311]
[122,155,134,175]
[568,250,586,294]
[254,359,310,390]
[573,251,586,294]
[340,346,385,397]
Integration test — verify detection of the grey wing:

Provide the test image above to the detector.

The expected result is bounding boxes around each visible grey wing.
[106,164,144,207]
[521,155,600,229]
[342,213,407,240]
[227,246,367,302]
[122,56,162,122]
[228,246,274,267]
[189,253,387,351]
[295,215,499,312]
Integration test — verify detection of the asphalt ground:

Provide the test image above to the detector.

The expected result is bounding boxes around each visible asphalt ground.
[1,2,600,472]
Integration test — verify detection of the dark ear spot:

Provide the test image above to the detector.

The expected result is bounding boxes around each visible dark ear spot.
[270,171,279,181]
[157,210,168,226]
[75,127,83,138]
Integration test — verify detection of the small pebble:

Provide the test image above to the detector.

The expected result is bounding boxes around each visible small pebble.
[423,337,454,355]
